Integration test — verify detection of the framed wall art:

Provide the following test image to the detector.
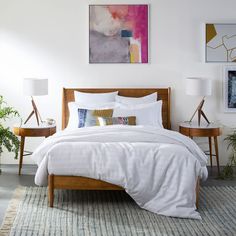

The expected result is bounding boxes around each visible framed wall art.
[223,66,236,112]
[206,24,236,62]
[89,4,149,64]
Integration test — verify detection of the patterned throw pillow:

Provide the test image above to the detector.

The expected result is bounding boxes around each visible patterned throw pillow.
[77,109,113,128]
[97,116,136,126]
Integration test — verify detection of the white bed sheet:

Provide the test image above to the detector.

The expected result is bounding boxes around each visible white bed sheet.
[32,125,208,219]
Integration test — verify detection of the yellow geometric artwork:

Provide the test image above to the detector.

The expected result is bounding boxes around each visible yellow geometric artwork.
[206,24,236,62]
[206,24,217,44]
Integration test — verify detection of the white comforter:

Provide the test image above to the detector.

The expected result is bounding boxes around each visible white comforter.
[32,125,208,219]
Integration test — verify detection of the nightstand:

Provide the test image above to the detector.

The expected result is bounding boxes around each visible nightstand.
[179,122,222,175]
[13,124,56,175]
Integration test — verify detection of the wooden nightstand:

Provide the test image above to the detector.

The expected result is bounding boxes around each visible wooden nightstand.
[13,125,56,175]
[179,122,222,175]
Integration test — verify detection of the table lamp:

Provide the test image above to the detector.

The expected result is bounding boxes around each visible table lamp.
[23,78,48,126]
[186,77,212,126]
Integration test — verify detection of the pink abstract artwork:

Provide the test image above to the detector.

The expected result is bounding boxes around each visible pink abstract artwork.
[89,5,148,63]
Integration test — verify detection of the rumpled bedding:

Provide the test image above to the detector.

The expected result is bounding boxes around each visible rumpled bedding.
[32,125,208,219]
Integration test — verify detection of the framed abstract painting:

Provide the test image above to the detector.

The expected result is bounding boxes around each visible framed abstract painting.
[89,4,149,64]
[223,66,236,112]
[206,23,236,62]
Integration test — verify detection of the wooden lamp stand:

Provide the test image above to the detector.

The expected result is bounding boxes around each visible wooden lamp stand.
[189,97,210,126]
[24,96,42,126]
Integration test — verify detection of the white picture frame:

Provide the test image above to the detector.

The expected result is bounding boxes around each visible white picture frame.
[223,65,236,112]
[206,23,236,63]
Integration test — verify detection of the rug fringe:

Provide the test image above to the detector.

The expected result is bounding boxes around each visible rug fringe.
[0,186,26,236]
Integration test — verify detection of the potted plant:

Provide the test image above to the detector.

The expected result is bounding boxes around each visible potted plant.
[219,130,236,179]
[0,95,20,173]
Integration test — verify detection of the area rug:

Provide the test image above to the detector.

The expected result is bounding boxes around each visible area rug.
[0,186,236,236]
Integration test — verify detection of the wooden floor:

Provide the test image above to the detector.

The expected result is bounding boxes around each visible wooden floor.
[0,165,235,225]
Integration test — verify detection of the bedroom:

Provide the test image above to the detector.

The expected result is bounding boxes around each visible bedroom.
[0,0,236,235]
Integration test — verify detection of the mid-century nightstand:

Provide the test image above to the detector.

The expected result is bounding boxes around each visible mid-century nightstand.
[179,122,222,175]
[13,124,56,175]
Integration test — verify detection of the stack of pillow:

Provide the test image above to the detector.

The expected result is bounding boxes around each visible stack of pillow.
[66,91,163,129]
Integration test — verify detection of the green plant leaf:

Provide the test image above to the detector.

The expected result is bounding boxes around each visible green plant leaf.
[221,131,236,179]
[0,95,20,159]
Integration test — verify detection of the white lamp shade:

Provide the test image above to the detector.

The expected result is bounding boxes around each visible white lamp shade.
[23,78,48,96]
[185,77,212,96]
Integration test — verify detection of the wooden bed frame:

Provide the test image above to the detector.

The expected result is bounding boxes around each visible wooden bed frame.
[48,88,200,208]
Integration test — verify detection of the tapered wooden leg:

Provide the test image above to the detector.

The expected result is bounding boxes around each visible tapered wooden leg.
[198,110,201,126]
[24,110,34,124]
[208,137,212,168]
[18,136,25,175]
[32,102,40,126]
[195,177,200,209]
[48,174,54,207]
[214,136,220,175]
[201,110,210,124]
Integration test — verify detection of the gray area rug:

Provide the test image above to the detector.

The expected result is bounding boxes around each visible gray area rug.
[0,186,236,236]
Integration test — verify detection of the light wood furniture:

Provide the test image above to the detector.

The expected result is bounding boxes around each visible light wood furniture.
[48,88,198,208]
[62,88,171,130]
[179,122,222,175]
[13,125,56,175]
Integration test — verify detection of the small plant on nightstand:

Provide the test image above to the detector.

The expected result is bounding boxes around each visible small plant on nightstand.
[0,95,20,174]
[219,130,236,180]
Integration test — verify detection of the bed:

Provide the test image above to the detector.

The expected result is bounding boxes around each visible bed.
[51,88,172,206]
[32,88,208,219]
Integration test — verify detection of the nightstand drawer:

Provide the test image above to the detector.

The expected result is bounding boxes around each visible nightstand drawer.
[13,126,56,137]
[179,126,221,137]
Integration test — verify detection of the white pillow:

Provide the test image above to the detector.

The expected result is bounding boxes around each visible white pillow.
[115,92,157,105]
[74,91,118,104]
[66,102,117,129]
[113,101,163,128]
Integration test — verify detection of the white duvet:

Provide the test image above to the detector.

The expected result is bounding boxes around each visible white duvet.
[32,125,208,219]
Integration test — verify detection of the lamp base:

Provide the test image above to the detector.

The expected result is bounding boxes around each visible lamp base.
[24,97,42,126]
[189,97,210,126]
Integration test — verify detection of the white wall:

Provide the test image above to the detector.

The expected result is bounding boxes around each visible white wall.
[0,0,236,165]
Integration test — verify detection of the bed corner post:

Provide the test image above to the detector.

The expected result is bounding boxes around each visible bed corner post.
[196,177,200,209]
[48,174,54,207]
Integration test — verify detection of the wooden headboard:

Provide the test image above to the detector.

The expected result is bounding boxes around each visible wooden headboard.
[62,88,171,130]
